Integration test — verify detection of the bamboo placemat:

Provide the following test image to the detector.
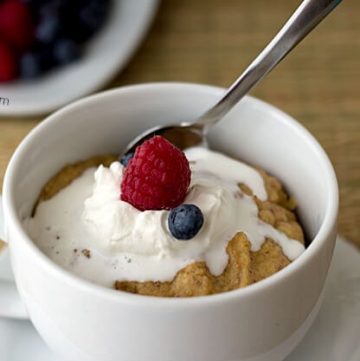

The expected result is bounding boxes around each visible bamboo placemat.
[0,0,359,246]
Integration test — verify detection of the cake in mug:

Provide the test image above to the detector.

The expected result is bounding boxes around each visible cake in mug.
[24,136,305,297]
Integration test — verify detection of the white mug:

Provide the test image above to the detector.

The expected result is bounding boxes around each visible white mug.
[0,83,338,361]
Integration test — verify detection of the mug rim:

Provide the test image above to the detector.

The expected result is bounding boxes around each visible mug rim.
[3,82,339,307]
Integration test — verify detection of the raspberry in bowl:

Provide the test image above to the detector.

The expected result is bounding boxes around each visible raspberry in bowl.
[120,135,191,211]
[2,83,338,361]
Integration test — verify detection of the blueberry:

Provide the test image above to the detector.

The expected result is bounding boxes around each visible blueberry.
[19,49,53,79]
[19,53,40,79]
[62,15,89,43]
[61,0,110,43]
[120,152,134,167]
[79,0,110,34]
[36,14,62,44]
[168,204,204,240]
[53,38,82,65]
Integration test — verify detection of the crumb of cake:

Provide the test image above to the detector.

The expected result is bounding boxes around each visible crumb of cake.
[238,182,253,196]
[258,169,297,211]
[81,249,91,259]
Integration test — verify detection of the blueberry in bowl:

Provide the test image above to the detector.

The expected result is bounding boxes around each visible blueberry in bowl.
[0,0,112,82]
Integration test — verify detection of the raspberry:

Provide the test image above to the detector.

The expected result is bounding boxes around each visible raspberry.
[0,40,17,82]
[0,0,34,51]
[121,136,191,211]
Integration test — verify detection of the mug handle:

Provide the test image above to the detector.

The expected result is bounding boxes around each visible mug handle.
[0,194,28,319]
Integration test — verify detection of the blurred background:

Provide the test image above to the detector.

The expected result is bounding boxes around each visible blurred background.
[0,0,359,245]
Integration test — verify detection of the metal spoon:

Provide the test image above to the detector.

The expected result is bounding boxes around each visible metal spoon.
[121,0,342,158]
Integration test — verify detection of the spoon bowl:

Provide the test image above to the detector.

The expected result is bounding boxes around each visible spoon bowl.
[120,0,342,159]
[122,123,206,156]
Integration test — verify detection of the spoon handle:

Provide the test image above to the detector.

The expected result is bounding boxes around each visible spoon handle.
[195,0,342,132]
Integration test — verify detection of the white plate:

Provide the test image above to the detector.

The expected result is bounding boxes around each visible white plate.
[0,237,359,361]
[0,0,159,117]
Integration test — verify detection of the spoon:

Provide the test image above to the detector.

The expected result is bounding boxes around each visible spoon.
[121,0,342,158]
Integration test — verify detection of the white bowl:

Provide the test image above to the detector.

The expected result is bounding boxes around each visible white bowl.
[0,0,159,117]
[1,83,338,361]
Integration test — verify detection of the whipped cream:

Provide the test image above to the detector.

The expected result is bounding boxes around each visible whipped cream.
[24,148,305,287]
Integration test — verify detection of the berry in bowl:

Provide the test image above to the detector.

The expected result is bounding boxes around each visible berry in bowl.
[0,0,112,82]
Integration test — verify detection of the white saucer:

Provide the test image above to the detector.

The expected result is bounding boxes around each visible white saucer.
[0,237,359,361]
[0,0,159,117]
